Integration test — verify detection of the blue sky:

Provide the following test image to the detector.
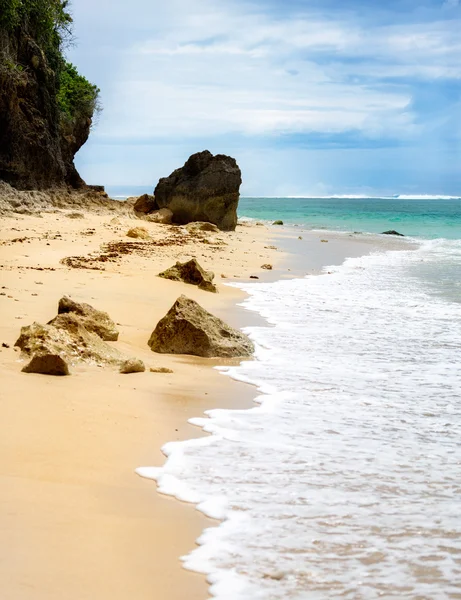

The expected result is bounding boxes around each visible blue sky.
[68,0,461,196]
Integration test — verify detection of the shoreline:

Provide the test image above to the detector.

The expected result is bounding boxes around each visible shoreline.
[0,209,408,599]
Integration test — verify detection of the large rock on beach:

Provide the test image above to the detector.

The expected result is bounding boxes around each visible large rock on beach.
[58,296,119,341]
[158,258,217,293]
[153,150,242,231]
[15,316,121,366]
[148,295,254,358]
[22,354,70,376]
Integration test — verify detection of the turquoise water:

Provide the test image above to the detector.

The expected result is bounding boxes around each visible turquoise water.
[238,197,461,240]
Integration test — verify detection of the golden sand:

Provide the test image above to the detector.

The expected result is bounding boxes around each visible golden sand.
[0,211,281,600]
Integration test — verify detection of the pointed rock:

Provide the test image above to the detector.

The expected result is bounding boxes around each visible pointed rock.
[158,258,217,293]
[148,295,254,358]
[57,296,119,341]
[22,354,69,376]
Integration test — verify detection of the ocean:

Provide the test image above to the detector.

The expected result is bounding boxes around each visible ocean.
[138,197,461,599]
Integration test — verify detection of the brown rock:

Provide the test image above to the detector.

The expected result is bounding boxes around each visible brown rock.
[154,150,242,231]
[127,227,150,239]
[133,194,158,214]
[261,264,273,270]
[148,295,254,358]
[144,208,174,224]
[158,258,217,293]
[120,358,145,374]
[150,367,174,374]
[186,221,220,234]
[57,296,119,341]
[15,318,121,366]
[22,354,69,376]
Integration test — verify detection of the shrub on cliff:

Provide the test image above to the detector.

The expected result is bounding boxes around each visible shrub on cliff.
[58,61,101,123]
[0,0,100,122]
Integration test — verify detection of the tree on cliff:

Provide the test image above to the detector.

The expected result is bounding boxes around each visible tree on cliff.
[0,0,100,189]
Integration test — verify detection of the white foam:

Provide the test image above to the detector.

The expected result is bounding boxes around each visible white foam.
[138,238,461,599]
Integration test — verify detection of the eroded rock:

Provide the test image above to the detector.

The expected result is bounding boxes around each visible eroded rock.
[145,208,173,224]
[154,150,242,231]
[158,258,217,293]
[15,317,121,366]
[22,354,69,376]
[127,227,150,239]
[186,221,220,234]
[133,194,158,214]
[120,358,145,374]
[148,295,254,358]
[57,296,119,341]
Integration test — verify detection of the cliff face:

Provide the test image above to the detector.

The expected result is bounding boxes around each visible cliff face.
[0,23,91,190]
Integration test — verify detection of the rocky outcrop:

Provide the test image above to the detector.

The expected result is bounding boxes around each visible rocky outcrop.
[148,295,254,358]
[158,258,217,293]
[0,13,95,189]
[153,150,242,231]
[22,354,69,376]
[57,296,119,341]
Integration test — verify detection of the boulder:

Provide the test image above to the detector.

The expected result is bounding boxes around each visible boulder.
[22,354,70,376]
[273,220,284,225]
[148,295,254,358]
[158,258,217,293]
[133,194,158,214]
[57,296,119,341]
[153,150,242,231]
[15,317,121,366]
[120,358,145,374]
[145,208,174,224]
[127,227,150,239]
[382,230,405,237]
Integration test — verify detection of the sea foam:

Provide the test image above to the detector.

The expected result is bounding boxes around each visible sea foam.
[138,238,461,599]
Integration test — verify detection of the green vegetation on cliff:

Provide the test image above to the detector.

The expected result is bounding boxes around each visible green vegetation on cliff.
[0,0,100,123]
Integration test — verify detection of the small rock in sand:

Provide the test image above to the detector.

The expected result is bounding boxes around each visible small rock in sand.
[158,258,217,293]
[261,264,273,270]
[126,227,150,239]
[250,275,259,279]
[150,367,174,374]
[22,353,70,376]
[382,230,405,237]
[320,239,328,243]
[272,220,284,225]
[120,359,146,374]
[66,212,85,219]
[2,342,10,348]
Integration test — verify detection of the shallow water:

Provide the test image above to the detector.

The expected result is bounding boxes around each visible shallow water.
[238,196,461,240]
[138,199,461,599]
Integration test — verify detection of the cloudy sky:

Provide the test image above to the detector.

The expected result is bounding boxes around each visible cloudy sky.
[68,0,461,196]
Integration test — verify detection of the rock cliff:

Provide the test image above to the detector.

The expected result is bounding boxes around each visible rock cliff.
[0,3,98,190]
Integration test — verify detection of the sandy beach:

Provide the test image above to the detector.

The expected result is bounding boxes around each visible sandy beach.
[0,210,386,599]
[0,209,285,600]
